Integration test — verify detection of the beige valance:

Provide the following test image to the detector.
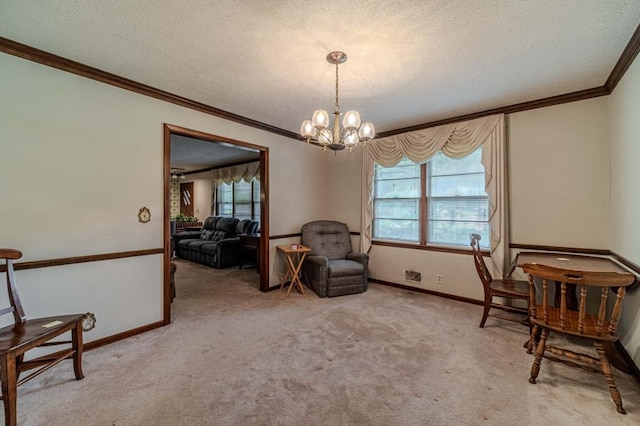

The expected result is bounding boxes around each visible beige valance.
[367,114,502,166]
[211,161,260,184]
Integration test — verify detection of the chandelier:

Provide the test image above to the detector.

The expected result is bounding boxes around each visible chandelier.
[300,51,375,152]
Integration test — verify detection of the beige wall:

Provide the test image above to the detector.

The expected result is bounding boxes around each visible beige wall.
[508,97,611,250]
[0,52,328,340]
[609,54,640,365]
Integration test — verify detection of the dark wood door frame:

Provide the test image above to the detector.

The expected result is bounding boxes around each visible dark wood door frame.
[163,124,270,325]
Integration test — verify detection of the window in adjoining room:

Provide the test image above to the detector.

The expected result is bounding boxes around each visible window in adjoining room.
[216,178,260,222]
[373,147,489,248]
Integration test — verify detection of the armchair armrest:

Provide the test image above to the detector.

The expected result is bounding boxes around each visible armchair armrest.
[302,254,329,279]
[347,252,369,267]
[304,254,329,269]
[347,252,369,292]
[301,254,330,297]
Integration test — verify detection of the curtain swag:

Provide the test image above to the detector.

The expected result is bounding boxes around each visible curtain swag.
[210,161,260,184]
[361,114,509,278]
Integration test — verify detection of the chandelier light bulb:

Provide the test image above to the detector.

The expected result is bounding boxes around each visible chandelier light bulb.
[311,109,329,130]
[358,122,375,142]
[318,129,333,145]
[343,110,361,131]
[344,131,359,146]
[300,120,316,140]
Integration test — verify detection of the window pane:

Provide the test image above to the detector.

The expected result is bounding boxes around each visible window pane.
[429,198,488,221]
[218,203,233,217]
[253,202,260,224]
[375,158,420,180]
[373,159,420,241]
[430,173,485,197]
[429,220,490,248]
[374,219,419,241]
[426,148,490,247]
[235,203,251,218]
[430,150,484,176]
[217,184,233,202]
[374,199,418,220]
[375,178,421,198]
[234,180,251,202]
[253,180,261,199]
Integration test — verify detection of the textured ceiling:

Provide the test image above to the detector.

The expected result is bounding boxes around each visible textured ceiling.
[1,1,639,135]
[171,135,259,172]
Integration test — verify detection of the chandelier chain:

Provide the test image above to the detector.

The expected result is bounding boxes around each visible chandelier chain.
[334,63,340,114]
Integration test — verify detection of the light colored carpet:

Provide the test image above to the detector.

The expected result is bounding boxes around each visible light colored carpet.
[15,259,640,425]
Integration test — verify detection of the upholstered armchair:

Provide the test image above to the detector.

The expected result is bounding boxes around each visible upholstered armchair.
[300,220,369,298]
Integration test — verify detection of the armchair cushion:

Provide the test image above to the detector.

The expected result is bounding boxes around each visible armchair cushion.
[328,259,364,278]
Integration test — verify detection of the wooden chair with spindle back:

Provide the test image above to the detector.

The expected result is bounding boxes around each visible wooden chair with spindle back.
[0,248,86,426]
[523,263,636,414]
[469,234,530,328]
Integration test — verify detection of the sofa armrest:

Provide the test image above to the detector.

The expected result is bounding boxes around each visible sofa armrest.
[217,237,240,248]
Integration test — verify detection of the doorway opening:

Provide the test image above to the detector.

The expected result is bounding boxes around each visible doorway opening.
[163,124,270,324]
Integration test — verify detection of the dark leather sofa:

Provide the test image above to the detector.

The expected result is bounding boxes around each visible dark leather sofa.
[173,216,259,269]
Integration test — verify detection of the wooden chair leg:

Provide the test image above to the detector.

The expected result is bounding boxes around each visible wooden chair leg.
[479,294,491,328]
[1,353,18,426]
[595,342,626,414]
[72,321,84,380]
[529,328,549,384]
[527,325,540,354]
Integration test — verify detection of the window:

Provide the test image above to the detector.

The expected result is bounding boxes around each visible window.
[373,148,489,248]
[216,178,260,222]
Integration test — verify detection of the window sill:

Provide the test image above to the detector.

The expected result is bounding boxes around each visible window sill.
[372,239,490,256]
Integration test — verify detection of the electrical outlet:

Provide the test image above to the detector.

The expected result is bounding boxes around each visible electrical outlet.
[436,274,444,285]
[405,269,422,283]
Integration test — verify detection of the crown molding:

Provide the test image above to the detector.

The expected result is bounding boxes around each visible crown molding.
[605,22,640,92]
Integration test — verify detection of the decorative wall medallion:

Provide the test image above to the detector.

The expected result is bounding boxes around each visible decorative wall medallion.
[82,312,96,332]
[138,207,151,223]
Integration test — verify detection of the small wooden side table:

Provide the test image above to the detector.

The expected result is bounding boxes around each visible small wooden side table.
[277,244,311,298]
[238,233,260,271]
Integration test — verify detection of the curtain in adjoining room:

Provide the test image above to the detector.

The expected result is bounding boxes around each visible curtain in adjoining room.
[211,161,260,184]
[211,181,217,216]
[361,114,510,278]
